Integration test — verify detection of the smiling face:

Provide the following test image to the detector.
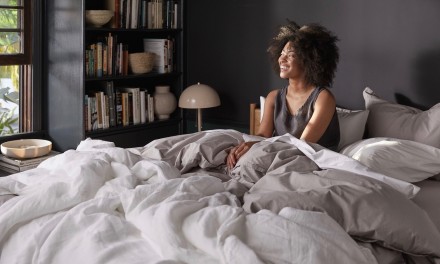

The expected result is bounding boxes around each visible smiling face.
[278,41,304,80]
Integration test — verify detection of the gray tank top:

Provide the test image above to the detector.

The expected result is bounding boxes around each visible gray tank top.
[273,86,340,150]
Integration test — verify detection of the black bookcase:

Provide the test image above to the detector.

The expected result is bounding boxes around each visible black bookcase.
[45,0,185,151]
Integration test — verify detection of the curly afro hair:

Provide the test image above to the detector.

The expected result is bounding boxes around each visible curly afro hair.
[267,20,340,88]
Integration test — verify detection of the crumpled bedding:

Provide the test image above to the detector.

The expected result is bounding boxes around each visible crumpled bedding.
[0,129,439,264]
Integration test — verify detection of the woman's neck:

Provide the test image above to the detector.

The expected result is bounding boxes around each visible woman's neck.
[287,79,314,95]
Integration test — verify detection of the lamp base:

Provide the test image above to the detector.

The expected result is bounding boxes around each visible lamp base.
[197,108,202,132]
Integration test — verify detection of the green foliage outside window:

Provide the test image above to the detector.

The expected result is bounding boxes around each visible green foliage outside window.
[0,1,20,135]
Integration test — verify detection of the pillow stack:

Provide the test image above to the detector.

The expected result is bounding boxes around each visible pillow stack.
[363,87,440,148]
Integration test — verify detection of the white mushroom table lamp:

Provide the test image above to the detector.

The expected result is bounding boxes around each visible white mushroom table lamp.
[178,83,221,132]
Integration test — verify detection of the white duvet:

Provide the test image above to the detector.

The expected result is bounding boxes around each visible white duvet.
[0,130,437,264]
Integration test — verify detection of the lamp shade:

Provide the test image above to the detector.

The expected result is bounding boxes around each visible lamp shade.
[178,83,221,109]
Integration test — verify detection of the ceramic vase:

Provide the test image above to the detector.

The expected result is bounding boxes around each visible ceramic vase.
[154,85,176,120]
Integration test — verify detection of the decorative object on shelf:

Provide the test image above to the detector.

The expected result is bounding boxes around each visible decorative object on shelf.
[179,83,221,132]
[0,139,52,159]
[128,52,155,74]
[154,86,177,120]
[85,10,114,28]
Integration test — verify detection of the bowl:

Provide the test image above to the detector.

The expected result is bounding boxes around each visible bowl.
[129,52,155,74]
[1,139,52,159]
[85,10,113,28]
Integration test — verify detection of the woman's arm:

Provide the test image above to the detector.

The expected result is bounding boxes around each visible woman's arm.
[226,90,278,169]
[300,89,336,143]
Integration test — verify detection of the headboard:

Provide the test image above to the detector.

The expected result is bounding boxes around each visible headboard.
[249,103,261,135]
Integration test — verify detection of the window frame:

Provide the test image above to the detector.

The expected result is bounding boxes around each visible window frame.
[0,0,32,65]
[0,0,44,143]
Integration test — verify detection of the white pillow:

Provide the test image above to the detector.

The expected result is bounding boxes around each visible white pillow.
[336,108,369,151]
[259,96,265,122]
[363,87,440,148]
[258,97,369,151]
[341,137,440,183]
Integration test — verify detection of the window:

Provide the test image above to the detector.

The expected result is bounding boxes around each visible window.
[0,0,38,137]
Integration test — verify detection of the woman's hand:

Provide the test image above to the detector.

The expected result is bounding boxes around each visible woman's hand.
[226,141,258,169]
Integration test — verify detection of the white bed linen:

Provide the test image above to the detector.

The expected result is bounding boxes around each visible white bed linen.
[0,137,375,264]
[0,130,438,263]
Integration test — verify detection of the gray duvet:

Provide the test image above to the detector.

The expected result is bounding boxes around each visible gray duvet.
[142,129,440,263]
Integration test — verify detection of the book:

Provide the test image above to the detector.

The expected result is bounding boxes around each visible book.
[122,87,141,125]
[140,90,146,123]
[96,41,103,77]
[121,92,130,126]
[89,96,98,130]
[0,164,20,174]
[95,91,104,129]
[0,150,60,167]
[130,0,140,29]
[105,81,116,127]
[115,90,123,126]
[0,161,39,172]
[84,94,90,131]
[148,93,155,122]
[143,38,172,73]
[105,0,119,28]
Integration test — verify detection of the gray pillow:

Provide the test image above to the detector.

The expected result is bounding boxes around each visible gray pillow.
[363,87,440,148]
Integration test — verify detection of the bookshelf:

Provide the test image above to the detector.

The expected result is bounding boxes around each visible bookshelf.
[45,0,185,151]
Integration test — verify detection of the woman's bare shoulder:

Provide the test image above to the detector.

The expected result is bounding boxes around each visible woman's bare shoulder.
[266,89,279,101]
[316,88,336,107]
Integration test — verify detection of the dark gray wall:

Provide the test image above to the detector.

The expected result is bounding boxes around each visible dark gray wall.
[186,0,440,127]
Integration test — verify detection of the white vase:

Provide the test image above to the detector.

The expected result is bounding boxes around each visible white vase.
[154,85,176,120]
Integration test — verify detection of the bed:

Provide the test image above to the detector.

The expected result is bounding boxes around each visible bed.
[0,87,439,264]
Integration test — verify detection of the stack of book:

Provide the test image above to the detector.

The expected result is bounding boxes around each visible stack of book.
[106,0,179,30]
[0,151,60,174]
[84,82,156,132]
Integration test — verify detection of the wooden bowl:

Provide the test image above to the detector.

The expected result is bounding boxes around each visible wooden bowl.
[129,52,155,74]
[1,139,52,159]
[85,10,113,28]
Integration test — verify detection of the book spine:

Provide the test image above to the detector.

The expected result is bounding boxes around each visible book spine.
[0,161,39,172]
[0,165,18,174]
[84,95,89,131]
[141,0,147,28]
[148,94,155,122]
[107,33,113,76]
[123,44,129,75]
[173,2,178,29]
[166,0,172,29]
[90,97,98,130]
[97,41,103,77]
[96,92,103,129]
[104,94,109,129]
[103,44,108,76]
[140,90,146,123]
[106,81,116,127]
[115,0,121,28]
[115,91,123,126]
[122,92,129,126]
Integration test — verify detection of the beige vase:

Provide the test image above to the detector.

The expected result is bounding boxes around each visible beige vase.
[154,86,176,120]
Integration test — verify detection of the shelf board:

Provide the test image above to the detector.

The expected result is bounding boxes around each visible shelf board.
[85,118,181,137]
[85,72,181,82]
[85,28,182,34]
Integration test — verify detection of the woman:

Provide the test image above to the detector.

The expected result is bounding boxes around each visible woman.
[227,20,340,169]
